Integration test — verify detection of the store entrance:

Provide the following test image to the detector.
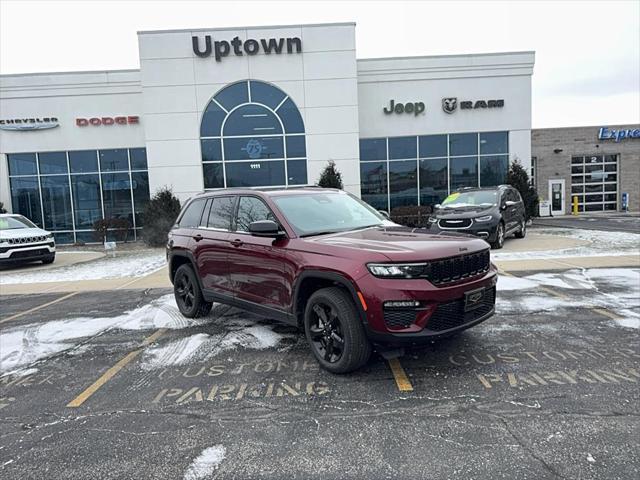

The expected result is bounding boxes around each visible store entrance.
[549,179,565,215]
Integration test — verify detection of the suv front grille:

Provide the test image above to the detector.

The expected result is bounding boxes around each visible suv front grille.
[427,250,490,286]
[438,218,472,229]
[6,235,49,245]
[426,287,495,332]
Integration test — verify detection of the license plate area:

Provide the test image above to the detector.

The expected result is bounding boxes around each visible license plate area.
[464,287,485,312]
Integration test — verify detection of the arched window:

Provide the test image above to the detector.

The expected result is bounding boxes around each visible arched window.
[200,80,307,189]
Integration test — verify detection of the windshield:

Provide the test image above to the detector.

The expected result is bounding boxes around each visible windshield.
[441,191,497,208]
[273,192,385,237]
[0,215,37,230]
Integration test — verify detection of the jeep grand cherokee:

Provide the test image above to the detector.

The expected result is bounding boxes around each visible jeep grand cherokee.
[167,188,497,373]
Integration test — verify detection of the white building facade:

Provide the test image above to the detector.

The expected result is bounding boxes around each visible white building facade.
[0,23,535,243]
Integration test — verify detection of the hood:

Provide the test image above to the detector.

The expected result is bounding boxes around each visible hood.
[0,227,51,241]
[435,204,496,219]
[304,226,489,262]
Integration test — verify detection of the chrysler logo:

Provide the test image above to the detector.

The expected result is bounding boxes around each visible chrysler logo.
[0,117,59,131]
[442,97,457,114]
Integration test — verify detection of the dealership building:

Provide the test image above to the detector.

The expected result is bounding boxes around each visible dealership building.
[2,22,537,243]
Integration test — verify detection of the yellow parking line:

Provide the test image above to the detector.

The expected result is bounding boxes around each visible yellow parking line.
[591,308,621,320]
[0,291,78,325]
[387,358,414,392]
[67,328,167,407]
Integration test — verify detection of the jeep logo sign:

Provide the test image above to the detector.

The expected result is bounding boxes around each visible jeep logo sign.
[383,100,425,116]
[192,35,302,61]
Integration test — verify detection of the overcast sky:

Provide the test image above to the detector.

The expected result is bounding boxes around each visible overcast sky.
[1,0,638,128]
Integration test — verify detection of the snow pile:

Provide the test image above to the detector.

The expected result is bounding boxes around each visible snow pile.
[184,445,226,480]
[493,228,640,260]
[0,250,166,285]
[0,294,190,375]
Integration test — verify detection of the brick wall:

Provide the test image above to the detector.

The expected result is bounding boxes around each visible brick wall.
[532,125,640,213]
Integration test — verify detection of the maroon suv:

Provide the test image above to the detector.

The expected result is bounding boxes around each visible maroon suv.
[167,188,497,373]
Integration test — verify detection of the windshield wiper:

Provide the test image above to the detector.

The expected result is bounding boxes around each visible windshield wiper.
[300,230,345,238]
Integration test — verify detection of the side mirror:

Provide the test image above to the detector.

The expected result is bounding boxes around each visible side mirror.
[248,220,285,238]
[378,210,390,220]
[434,204,441,209]
[505,200,516,208]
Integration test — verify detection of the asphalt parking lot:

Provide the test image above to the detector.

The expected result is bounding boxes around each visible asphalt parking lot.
[534,214,640,233]
[1,269,639,480]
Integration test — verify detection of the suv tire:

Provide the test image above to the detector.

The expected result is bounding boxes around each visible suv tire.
[515,220,527,239]
[173,264,212,318]
[304,287,372,374]
[491,222,505,249]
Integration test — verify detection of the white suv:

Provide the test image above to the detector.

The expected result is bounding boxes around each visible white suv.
[0,214,56,265]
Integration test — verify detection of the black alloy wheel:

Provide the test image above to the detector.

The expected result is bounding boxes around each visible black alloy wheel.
[173,264,212,318]
[492,222,505,249]
[515,220,527,238]
[304,287,371,373]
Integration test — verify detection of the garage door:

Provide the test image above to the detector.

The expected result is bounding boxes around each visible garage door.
[570,154,618,212]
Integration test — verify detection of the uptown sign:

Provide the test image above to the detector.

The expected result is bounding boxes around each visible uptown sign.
[0,117,59,131]
[192,35,302,61]
[598,127,640,142]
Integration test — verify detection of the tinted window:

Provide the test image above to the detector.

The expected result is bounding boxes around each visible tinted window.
[388,137,417,160]
[207,196,234,230]
[9,176,42,226]
[236,196,276,231]
[480,132,508,154]
[223,136,284,161]
[389,160,417,209]
[360,161,387,210]
[276,98,304,133]
[286,135,306,158]
[99,149,129,171]
[360,138,387,161]
[69,150,98,173]
[480,155,508,187]
[449,133,478,156]
[130,148,148,170]
[71,174,101,228]
[200,102,226,137]
[203,163,224,188]
[214,81,249,111]
[131,172,150,226]
[450,156,478,189]
[250,80,287,109]
[41,175,73,230]
[202,139,222,162]
[8,153,37,176]
[179,199,206,228]
[287,159,308,185]
[420,158,448,206]
[39,151,68,174]
[419,135,447,158]
[223,104,282,136]
[226,161,285,187]
[102,172,132,222]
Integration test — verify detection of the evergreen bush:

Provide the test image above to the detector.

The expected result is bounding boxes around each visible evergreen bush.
[142,187,182,247]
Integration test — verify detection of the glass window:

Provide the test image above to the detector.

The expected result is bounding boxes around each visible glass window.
[419,158,448,206]
[450,156,478,190]
[203,163,224,189]
[214,81,249,111]
[200,102,226,137]
[360,138,387,161]
[389,160,418,210]
[449,133,478,156]
[480,155,508,187]
[287,159,307,185]
[8,153,37,176]
[276,97,304,133]
[223,136,284,161]
[202,139,222,162]
[479,132,508,155]
[41,175,73,230]
[179,199,206,228]
[130,148,148,170]
[286,135,306,158]
[74,231,97,244]
[585,184,603,193]
[53,232,74,244]
[69,150,98,173]
[571,156,584,164]
[71,174,102,229]
[9,177,42,226]
[388,137,417,160]
[225,161,285,187]
[207,196,234,230]
[99,149,129,172]
[223,104,282,136]
[38,152,68,175]
[236,196,276,231]
[604,154,617,163]
[419,135,447,158]
[101,172,133,223]
[131,172,150,226]
[250,80,287,109]
[360,161,388,210]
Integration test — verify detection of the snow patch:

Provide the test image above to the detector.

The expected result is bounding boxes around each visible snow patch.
[0,250,165,285]
[184,445,226,480]
[142,333,211,369]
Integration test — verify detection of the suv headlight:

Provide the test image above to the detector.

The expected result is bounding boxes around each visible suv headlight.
[367,263,429,278]
[475,215,493,222]
[46,233,54,239]
[428,217,438,223]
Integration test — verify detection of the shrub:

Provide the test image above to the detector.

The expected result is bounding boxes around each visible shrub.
[92,218,132,243]
[0,202,6,214]
[92,218,110,243]
[317,160,343,189]
[142,187,182,247]
[507,160,539,220]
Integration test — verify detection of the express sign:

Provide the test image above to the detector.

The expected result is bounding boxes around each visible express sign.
[598,126,640,142]
[76,116,139,127]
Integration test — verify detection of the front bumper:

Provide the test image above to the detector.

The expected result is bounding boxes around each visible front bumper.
[0,242,56,262]
[356,266,498,345]
[428,222,499,242]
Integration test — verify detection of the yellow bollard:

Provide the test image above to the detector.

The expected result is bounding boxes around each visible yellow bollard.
[572,195,579,216]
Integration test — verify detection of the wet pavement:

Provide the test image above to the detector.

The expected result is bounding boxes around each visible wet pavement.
[0,268,639,479]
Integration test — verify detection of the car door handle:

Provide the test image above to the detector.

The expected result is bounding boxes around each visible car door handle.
[193,234,203,242]
[231,239,243,247]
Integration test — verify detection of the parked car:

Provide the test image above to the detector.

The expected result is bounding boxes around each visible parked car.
[426,186,527,249]
[167,188,497,373]
[0,214,56,265]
